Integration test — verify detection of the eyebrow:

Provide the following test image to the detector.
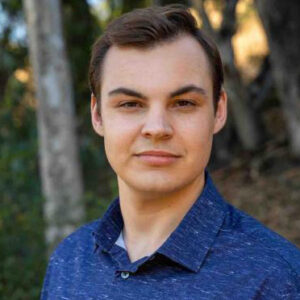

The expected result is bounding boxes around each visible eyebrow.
[108,84,207,99]
[170,85,207,98]
[108,88,146,99]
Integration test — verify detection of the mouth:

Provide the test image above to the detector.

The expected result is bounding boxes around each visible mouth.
[134,150,181,166]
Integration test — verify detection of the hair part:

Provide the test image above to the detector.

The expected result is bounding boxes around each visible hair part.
[89,4,224,111]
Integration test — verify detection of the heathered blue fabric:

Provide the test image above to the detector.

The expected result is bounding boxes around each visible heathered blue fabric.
[41,171,300,299]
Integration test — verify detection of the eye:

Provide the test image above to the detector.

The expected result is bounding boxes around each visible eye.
[119,101,142,108]
[175,100,196,107]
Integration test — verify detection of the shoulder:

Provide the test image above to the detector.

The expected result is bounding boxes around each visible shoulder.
[50,219,100,262]
[41,220,102,299]
[221,202,300,279]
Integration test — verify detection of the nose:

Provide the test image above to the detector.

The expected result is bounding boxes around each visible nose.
[141,106,173,140]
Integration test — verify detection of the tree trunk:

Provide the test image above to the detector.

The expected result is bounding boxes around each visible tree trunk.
[23,0,85,253]
[218,38,263,151]
[256,0,300,158]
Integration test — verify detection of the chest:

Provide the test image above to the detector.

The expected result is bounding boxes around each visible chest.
[48,254,268,300]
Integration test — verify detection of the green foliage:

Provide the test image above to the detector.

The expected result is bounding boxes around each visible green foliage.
[0,1,115,298]
[0,76,46,299]
[61,0,115,202]
[0,75,115,298]
[120,0,152,14]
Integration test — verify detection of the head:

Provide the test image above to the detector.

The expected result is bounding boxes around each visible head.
[89,4,224,112]
[89,5,227,197]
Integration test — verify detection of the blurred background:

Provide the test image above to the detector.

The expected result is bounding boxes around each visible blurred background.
[0,0,299,298]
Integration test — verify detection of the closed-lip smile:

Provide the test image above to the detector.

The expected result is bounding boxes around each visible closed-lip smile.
[136,150,180,157]
[135,150,181,166]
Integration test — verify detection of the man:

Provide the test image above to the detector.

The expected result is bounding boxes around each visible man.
[41,5,300,299]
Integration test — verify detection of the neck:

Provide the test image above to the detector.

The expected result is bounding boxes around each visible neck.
[117,172,205,262]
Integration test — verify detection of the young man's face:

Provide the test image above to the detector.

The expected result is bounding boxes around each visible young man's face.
[91,34,227,196]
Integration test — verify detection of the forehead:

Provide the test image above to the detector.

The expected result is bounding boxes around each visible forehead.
[101,34,213,98]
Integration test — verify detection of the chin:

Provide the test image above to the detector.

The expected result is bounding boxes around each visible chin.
[117,166,205,196]
[128,176,190,195]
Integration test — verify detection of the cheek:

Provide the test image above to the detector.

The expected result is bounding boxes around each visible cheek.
[103,109,139,133]
[102,115,138,162]
[179,116,214,164]
[180,115,214,144]
[103,133,125,174]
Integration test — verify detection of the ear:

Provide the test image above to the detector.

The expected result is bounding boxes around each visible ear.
[91,94,104,137]
[213,89,227,134]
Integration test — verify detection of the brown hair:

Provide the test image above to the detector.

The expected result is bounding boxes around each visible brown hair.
[88,4,223,110]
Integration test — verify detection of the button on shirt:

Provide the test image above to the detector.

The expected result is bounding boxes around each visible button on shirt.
[41,171,300,299]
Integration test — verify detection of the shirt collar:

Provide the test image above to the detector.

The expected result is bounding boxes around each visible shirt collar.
[92,170,228,273]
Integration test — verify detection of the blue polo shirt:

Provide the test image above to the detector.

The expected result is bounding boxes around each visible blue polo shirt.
[41,172,300,299]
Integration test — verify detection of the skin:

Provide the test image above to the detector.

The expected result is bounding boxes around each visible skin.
[91,34,227,262]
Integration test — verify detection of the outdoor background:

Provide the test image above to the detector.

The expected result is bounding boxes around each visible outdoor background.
[1,0,299,299]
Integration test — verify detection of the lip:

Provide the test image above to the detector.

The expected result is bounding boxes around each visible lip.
[135,150,181,166]
[136,150,180,157]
